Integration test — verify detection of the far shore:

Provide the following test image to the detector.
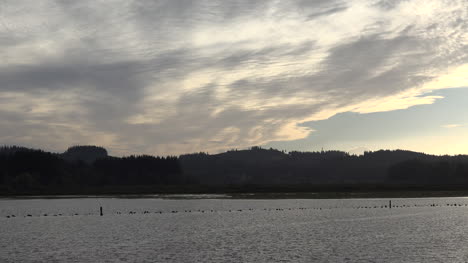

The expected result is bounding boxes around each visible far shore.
[3,190,468,200]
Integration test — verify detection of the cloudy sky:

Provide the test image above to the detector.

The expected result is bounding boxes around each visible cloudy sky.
[1,0,467,156]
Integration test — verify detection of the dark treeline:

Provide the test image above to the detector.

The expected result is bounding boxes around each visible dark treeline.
[1,145,468,195]
[180,147,468,186]
[0,146,183,194]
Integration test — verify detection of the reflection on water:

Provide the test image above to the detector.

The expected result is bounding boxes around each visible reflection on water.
[1,197,468,262]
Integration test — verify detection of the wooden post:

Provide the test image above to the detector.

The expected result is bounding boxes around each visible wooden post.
[100,206,103,216]
[389,200,392,209]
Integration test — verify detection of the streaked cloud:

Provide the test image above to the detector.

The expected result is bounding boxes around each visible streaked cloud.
[0,0,466,155]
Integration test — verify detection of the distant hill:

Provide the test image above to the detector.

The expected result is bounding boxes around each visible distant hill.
[1,145,468,195]
[216,147,287,161]
[180,147,468,185]
[61,145,108,164]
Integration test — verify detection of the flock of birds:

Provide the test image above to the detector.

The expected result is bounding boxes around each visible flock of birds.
[4,203,468,219]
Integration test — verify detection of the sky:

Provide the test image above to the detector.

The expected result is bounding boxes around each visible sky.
[266,88,468,155]
[0,0,467,156]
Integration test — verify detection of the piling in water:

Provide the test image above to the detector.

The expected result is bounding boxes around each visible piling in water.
[100,206,103,216]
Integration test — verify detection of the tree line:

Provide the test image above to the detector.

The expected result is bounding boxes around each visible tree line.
[1,145,468,195]
[0,146,183,194]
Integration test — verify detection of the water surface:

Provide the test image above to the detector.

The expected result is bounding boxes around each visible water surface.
[1,197,468,262]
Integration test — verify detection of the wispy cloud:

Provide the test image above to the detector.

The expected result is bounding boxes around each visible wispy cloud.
[0,0,466,155]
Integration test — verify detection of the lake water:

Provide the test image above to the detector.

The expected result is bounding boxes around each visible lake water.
[1,196,468,262]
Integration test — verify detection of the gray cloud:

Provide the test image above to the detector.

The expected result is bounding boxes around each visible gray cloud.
[307,6,348,20]
[0,0,466,155]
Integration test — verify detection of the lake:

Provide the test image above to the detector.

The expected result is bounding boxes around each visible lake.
[1,196,468,262]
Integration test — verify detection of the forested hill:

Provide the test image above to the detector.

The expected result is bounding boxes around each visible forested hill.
[179,147,468,185]
[61,146,108,164]
[1,145,468,195]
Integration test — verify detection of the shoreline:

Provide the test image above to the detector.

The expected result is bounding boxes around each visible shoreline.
[2,190,468,200]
